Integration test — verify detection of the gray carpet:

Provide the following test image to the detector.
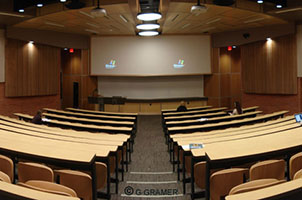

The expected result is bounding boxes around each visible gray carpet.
[110,115,193,200]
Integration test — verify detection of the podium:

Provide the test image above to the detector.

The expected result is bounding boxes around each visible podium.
[88,96,126,111]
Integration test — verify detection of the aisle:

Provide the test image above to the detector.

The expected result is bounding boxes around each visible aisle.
[111,115,192,200]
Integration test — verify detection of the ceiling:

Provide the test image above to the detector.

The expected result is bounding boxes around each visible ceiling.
[0,0,301,36]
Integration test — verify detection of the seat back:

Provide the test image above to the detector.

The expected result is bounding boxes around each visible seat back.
[19,180,77,197]
[290,152,302,180]
[0,171,11,183]
[293,169,302,180]
[229,178,285,195]
[0,155,14,182]
[194,162,206,189]
[250,160,285,181]
[18,162,54,183]
[210,168,248,200]
[54,162,107,200]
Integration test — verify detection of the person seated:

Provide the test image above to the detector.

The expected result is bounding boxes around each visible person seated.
[230,101,242,115]
[177,101,187,112]
[31,110,43,125]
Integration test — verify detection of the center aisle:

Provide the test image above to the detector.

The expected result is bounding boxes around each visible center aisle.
[111,115,192,200]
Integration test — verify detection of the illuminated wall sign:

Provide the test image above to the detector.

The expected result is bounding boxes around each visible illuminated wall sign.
[105,60,116,69]
[173,59,184,68]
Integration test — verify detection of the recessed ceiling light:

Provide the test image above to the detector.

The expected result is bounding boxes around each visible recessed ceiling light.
[257,0,263,3]
[29,40,34,44]
[266,37,272,41]
[136,23,160,30]
[18,9,24,13]
[138,31,159,37]
[137,13,162,21]
[37,3,43,8]
[60,0,67,2]
[232,45,237,48]
[276,4,282,8]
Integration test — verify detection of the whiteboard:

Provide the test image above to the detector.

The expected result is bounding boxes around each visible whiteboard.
[91,35,211,76]
[98,76,204,99]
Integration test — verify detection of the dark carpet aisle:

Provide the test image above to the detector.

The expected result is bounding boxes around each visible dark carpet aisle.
[111,115,193,200]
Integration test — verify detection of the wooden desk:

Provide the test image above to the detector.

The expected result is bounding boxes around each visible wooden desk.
[0,116,130,142]
[0,116,130,194]
[174,118,296,195]
[164,111,228,122]
[166,111,262,128]
[0,181,80,200]
[0,129,99,200]
[167,111,288,134]
[225,179,302,200]
[66,108,138,118]
[170,116,293,139]
[42,113,134,128]
[161,105,212,113]
[195,127,302,200]
[162,106,259,117]
[14,113,133,135]
[44,108,136,122]
[174,118,296,144]
[163,107,228,117]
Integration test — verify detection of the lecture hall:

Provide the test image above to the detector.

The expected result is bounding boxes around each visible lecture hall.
[0,0,302,199]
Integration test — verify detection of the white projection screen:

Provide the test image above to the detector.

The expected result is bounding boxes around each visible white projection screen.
[91,35,211,76]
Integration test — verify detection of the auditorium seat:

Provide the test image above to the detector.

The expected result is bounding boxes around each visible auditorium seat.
[18,162,54,183]
[249,160,286,181]
[54,162,107,200]
[228,178,284,195]
[293,169,302,179]
[0,171,11,183]
[0,155,14,182]
[210,168,248,200]
[18,180,77,197]
[194,162,206,189]
[290,152,302,180]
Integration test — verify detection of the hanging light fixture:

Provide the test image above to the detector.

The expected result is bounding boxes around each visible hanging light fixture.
[137,12,162,21]
[91,0,106,17]
[136,23,160,30]
[138,30,159,37]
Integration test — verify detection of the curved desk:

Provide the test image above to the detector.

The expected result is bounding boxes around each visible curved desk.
[0,181,80,200]
[225,178,302,200]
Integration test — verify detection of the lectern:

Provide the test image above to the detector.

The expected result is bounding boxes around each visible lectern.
[88,96,126,111]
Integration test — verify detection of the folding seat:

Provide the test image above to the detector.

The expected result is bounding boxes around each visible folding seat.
[249,160,285,181]
[54,162,107,200]
[18,162,54,183]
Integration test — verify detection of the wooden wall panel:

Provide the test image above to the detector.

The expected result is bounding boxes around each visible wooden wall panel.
[211,48,219,73]
[61,49,97,109]
[231,74,241,97]
[241,34,297,94]
[220,74,231,97]
[204,74,220,97]
[5,39,59,97]
[220,48,231,74]
[231,48,241,73]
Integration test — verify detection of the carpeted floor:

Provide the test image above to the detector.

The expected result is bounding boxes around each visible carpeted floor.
[110,115,195,200]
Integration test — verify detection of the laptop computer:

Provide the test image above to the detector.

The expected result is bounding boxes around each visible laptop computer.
[295,114,302,123]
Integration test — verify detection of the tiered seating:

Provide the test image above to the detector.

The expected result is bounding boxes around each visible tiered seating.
[160,104,302,199]
[0,108,138,200]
